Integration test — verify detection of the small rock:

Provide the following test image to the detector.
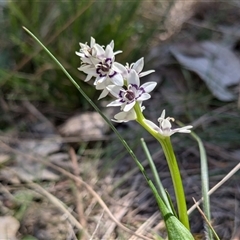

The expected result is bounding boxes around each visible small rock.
[0,216,20,240]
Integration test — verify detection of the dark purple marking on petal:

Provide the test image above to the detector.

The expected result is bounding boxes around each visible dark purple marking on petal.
[109,71,117,78]
[96,68,107,77]
[139,87,145,93]
[105,58,112,65]
[126,98,135,104]
[119,90,124,98]
[131,84,139,90]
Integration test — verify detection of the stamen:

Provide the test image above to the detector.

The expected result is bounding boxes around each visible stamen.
[125,90,135,101]
[100,64,110,72]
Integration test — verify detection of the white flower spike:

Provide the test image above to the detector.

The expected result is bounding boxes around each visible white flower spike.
[144,110,193,137]
[107,70,157,112]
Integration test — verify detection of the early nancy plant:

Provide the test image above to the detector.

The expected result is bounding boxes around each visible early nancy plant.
[75,37,193,239]
[23,27,218,240]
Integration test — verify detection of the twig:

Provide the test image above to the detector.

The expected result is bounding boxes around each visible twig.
[188,162,240,215]
[102,192,135,239]
[90,211,104,240]
[129,212,160,240]
[192,198,220,240]
[69,147,87,233]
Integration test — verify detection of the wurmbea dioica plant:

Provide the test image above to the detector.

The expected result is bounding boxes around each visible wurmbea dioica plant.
[23,26,198,239]
[76,37,195,239]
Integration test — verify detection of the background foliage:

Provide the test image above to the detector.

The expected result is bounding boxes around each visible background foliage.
[0,0,162,113]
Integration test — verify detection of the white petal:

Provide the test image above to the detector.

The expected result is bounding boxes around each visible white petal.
[128,70,140,86]
[144,119,160,132]
[123,101,135,112]
[95,82,105,90]
[139,70,155,77]
[158,110,166,120]
[107,85,122,98]
[79,42,86,48]
[81,57,93,64]
[112,62,127,75]
[110,73,124,86]
[98,89,109,99]
[105,45,114,59]
[93,44,105,57]
[162,131,172,137]
[78,65,96,75]
[175,126,193,133]
[107,99,123,107]
[114,50,122,55]
[138,93,151,101]
[112,110,136,122]
[141,82,157,93]
[89,57,100,65]
[84,74,93,82]
[90,37,96,47]
[161,119,172,129]
[75,51,83,57]
[94,76,106,85]
[96,78,112,90]
[109,40,114,49]
[133,58,144,73]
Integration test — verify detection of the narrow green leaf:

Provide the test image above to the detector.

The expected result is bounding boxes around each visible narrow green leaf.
[190,131,218,240]
[140,138,173,213]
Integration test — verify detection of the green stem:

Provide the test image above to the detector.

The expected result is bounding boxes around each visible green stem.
[134,103,190,230]
[159,137,190,230]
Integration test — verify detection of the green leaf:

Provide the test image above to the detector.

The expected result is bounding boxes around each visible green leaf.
[148,180,194,239]
[159,199,194,239]
[165,214,194,240]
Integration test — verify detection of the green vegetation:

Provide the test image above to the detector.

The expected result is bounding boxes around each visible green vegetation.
[0,0,159,114]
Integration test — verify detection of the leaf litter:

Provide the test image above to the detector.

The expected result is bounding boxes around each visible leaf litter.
[170,41,240,101]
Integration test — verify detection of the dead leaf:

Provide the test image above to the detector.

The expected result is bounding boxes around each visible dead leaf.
[59,112,107,141]
[0,216,20,240]
[0,154,11,164]
[232,226,240,240]
[170,41,240,101]
[11,139,63,181]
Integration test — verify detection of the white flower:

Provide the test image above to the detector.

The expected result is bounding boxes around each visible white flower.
[112,105,145,123]
[124,57,155,78]
[107,70,157,112]
[76,37,107,82]
[76,38,125,86]
[75,37,105,60]
[95,78,112,100]
[93,45,125,86]
[144,110,193,137]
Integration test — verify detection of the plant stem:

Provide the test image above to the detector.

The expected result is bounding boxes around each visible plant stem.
[134,103,190,230]
[159,137,190,230]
